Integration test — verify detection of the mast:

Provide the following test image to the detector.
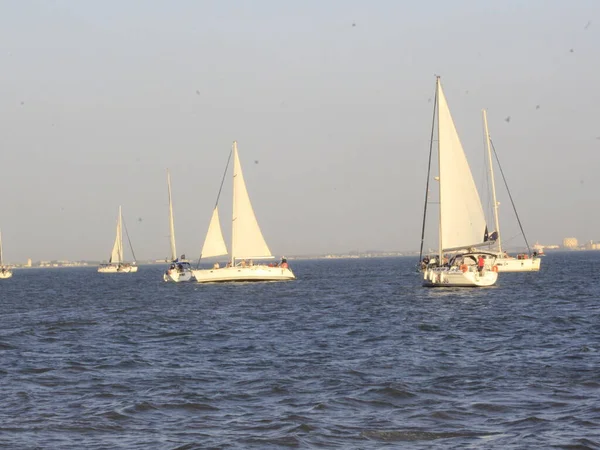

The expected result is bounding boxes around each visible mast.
[483,109,501,253]
[167,169,177,261]
[118,205,124,262]
[230,141,237,267]
[0,229,3,266]
[436,77,443,262]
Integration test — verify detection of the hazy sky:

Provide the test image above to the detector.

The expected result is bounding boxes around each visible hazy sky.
[1,0,599,262]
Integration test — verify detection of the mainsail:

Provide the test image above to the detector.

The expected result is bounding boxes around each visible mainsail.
[437,79,488,252]
[109,206,124,264]
[231,141,272,260]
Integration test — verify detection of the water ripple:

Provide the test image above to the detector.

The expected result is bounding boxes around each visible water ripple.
[1,255,600,448]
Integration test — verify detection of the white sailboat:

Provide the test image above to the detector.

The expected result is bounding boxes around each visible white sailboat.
[98,206,138,273]
[481,109,541,272]
[191,141,295,283]
[163,169,194,282]
[0,230,13,279]
[419,78,498,287]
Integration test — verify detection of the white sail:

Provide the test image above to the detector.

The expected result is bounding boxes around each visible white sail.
[109,206,124,263]
[201,206,228,258]
[167,169,177,261]
[231,141,272,260]
[437,79,487,251]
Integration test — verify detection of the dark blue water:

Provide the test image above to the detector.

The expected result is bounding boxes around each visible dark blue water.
[1,253,599,449]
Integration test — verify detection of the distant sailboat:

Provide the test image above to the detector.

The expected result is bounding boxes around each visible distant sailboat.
[191,141,295,283]
[419,78,498,287]
[0,230,13,279]
[481,109,541,272]
[98,206,138,273]
[163,169,194,282]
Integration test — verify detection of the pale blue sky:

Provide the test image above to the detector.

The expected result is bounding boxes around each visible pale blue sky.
[1,0,599,261]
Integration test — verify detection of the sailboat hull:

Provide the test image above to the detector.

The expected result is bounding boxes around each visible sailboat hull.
[495,256,541,272]
[192,265,295,283]
[0,270,13,279]
[98,264,138,273]
[163,267,195,282]
[423,267,498,287]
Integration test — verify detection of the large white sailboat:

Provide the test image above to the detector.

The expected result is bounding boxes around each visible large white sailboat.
[163,169,195,282]
[481,109,541,273]
[191,141,295,283]
[419,78,498,287]
[98,206,138,273]
[0,230,13,279]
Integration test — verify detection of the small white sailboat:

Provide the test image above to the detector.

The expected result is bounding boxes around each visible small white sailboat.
[481,109,541,273]
[0,230,13,279]
[419,78,498,287]
[163,169,194,282]
[98,206,138,273]
[191,141,295,283]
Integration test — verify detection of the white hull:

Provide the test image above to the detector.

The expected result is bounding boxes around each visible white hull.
[0,269,13,279]
[98,264,138,273]
[423,266,498,287]
[495,256,541,272]
[192,265,296,283]
[164,267,195,282]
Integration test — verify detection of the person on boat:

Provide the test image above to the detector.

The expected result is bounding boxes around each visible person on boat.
[533,251,537,257]
[177,263,183,272]
[213,262,220,269]
[280,257,288,269]
[477,255,485,273]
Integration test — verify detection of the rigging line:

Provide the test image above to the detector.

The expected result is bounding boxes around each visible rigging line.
[481,121,493,226]
[419,80,439,265]
[196,147,233,268]
[214,148,233,210]
[122,216,138,263]
[489,138,531,255]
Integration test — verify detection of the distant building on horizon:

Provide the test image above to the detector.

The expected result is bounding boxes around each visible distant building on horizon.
[563,237,578,249]
[584,240,600,250]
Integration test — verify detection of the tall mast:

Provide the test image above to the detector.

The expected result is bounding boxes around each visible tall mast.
[118,205,124,262]
[167,169,177,261]
[482,109,501,253]
[0,229,3,266]
[230,141,237,267]
[436,77,443,262]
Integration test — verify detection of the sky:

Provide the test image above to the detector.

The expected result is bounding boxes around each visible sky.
[1,0,599,262]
